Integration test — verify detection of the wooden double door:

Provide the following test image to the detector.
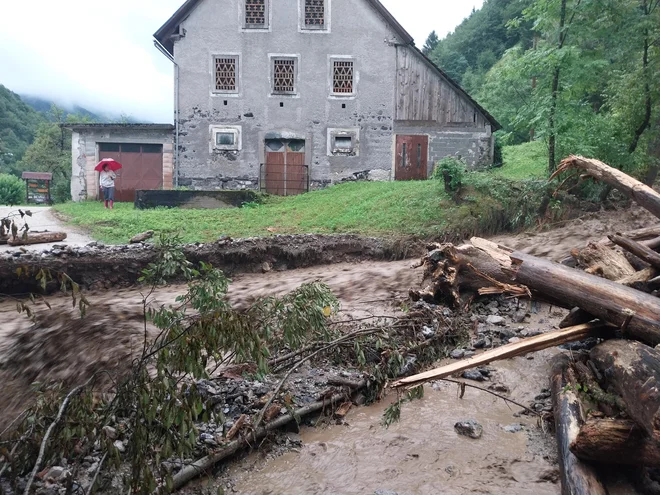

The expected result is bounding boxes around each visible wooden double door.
[264,139,308,196]
[395,135,429,181]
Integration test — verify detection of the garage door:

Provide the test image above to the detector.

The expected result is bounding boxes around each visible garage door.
[99,143,163,202]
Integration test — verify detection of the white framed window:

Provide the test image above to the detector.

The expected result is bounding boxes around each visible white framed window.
[300,0,329,31]
[269,55,300,96]
[213,55,239,94]
[327,128,360,156]
[244,0,269,29]
[211,126,242,151]
[328,56,356,97]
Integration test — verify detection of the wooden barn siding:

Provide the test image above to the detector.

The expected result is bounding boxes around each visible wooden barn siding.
[395,46,487,127]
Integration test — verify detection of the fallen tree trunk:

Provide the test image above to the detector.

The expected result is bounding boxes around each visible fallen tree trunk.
[591,340,660,438]
[609,234,660,271]
[7,232,67,246]
[410,241,523,307]
[553,155,660,220]
[551,354,608,495]
[571,418,660,467]
[574,241,636,281]
[391,322,609,389]
[172,383,365,490]
[510,251,660,346]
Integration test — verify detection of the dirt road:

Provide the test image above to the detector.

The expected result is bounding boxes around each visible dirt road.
[0,206,93,252]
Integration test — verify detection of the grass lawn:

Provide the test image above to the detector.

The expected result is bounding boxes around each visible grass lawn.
[493,141,548,180]
[55,181,475,244]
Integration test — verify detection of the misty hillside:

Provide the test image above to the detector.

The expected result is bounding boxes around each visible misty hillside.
[19,94,102,122]
[0,84,46,170]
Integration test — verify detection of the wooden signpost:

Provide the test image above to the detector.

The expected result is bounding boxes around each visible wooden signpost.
[21,172,53,205]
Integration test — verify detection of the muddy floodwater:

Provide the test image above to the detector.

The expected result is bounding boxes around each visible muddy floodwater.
[230,353,561,495]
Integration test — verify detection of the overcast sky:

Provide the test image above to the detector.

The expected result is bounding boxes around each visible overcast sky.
[0,0,482,123]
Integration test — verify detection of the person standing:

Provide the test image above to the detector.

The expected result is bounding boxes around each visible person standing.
[100,164,116,209]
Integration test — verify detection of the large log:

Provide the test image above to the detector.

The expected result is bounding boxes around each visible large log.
[510,251,660,346]
[7,232,67,246]
[591,340,660,438]
[609,234,660,271]
[410,241,523,307]
[551,354,608,495]
[391,322,609,389]
[574,241,636,280]
[571,418,660,467]
[553,155,660,220]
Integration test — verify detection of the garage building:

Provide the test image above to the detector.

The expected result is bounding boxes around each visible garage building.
[66,123,174,202]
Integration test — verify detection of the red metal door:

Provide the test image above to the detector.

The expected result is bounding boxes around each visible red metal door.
[99,144,163,202]
[395,135,429,181]
[264,139,307,196]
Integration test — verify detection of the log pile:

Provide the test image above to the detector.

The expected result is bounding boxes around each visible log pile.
[398,156,660,493]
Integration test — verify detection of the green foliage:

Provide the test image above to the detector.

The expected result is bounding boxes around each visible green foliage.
[431,157,467,192]
[427,0,534,88]
[422,30,440,55]
[0,173,24,205]
[7,235,340,493]
[15,116,72,204]
[492,141,548,180]
[0,85,46,172]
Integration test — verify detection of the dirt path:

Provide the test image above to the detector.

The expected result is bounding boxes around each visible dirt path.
[0,206,93,252]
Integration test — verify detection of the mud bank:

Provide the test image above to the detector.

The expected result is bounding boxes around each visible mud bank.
[0,234,419,295]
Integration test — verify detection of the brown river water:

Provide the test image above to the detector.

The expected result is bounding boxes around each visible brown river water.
[2,204,651,494]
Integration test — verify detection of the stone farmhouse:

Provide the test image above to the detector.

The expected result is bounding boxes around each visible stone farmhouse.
[69,0,500,201]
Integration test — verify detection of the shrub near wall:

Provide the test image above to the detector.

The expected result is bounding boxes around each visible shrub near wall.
[0,174,24,205]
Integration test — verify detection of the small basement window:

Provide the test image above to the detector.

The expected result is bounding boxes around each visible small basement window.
[211,126,242,151]
[327,128,359,156]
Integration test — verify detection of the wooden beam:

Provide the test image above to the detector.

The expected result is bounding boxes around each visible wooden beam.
[609,234,660,271]
[553,155,660,220]
[391,322,608,389]
[551,354,608,495]
[7,232,67,246]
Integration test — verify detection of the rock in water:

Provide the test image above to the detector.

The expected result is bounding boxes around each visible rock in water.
[454,420,483,439]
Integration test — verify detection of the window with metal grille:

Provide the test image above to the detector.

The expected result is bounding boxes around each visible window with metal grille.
[215,56,238,92]
[245,0,266,27]
[304,0,325,27]
[273,59,296,94]
[333,61,354,94]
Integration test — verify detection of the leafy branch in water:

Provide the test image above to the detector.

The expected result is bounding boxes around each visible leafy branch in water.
[3,234,341,494]
[382,385,425,428]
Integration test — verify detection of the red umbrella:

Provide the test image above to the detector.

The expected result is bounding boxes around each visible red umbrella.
[95,158,123,172]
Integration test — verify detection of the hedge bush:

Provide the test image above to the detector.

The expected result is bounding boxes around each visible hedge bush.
[0,173,24,205]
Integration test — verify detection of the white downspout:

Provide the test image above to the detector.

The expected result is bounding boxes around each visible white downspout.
[154,39,179,188]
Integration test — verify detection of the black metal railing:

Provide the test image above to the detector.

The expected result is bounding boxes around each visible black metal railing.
[259,163,310,196]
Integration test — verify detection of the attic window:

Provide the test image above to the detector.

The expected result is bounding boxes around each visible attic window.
[304,0,325,28]
[245,0,267,28]
[273,58,297,94]
[214,56,238,93]
[333,61,354,94]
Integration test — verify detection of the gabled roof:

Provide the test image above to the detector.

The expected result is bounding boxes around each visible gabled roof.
[154,0,413,55]
[154,0,501,130]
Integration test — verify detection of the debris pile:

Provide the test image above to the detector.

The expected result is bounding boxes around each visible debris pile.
[394,156,660,493]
